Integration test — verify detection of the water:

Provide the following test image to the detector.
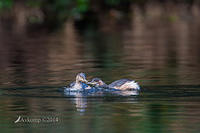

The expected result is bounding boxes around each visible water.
[1,3,200,133]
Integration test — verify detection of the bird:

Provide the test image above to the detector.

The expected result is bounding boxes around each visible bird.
[64,73,91,92]
[88,78,140,90]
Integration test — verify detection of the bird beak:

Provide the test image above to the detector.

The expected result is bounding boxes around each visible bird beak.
[87,82,92,84]
[87,82,96,85]
[82,79,88,83]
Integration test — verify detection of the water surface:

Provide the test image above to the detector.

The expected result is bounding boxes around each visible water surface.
[1,3,200,133]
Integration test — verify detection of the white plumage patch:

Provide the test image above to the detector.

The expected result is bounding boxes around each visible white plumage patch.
[119,81,140,90]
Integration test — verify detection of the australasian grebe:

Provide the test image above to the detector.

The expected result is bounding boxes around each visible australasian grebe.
[65,73,91,91]
[89,78,140,90]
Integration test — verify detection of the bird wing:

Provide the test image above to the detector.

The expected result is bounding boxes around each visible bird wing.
[109,79,132,88]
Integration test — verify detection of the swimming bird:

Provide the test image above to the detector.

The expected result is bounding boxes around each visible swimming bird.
[88,78,140,90]
[65,73,91,91]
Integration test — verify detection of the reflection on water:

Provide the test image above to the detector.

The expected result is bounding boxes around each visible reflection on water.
[64,89,139,113]
[71,95,88,113]
[0,2,200,133]
[1,4,200,88]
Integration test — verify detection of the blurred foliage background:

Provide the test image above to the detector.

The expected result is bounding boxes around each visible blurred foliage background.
[0,0,198,29]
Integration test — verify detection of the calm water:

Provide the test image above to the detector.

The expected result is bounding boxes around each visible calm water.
[1,4,200,133]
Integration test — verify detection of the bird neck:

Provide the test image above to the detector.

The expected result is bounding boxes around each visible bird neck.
[76,80,82,84]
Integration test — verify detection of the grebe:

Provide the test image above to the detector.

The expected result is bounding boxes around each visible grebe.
[65,73,91,91]
[89,78,140,90]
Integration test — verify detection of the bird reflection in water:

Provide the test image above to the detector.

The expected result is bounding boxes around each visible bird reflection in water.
[64,91,87,113]
[64,89,139,113]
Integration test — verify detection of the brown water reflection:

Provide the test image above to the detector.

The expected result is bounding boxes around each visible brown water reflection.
[0,3,200,88]
[0,2,200,133]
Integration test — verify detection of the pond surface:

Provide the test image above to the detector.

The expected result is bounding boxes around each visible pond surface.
[1,4,200,133]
